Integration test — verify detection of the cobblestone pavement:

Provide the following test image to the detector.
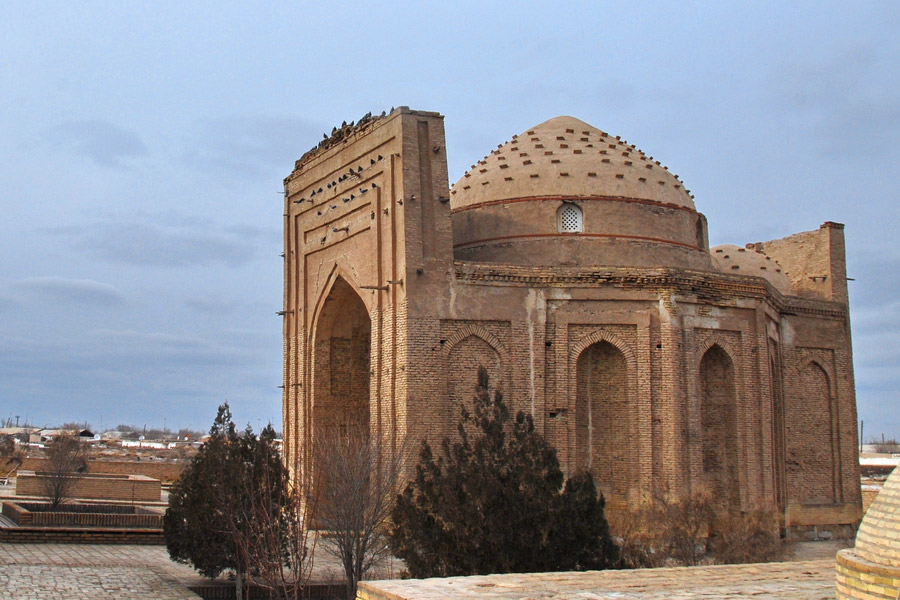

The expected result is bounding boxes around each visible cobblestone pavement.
[0,539,398,599]
[0,544,203,599]
[359,560,838,600]
[0,565,198,600]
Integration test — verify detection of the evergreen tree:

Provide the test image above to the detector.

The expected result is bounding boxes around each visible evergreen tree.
[389,367,618,577]
[164,404,290,596]
[548,472,619,571]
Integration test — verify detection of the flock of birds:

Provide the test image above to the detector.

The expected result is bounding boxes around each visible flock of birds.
[295,108,392,166]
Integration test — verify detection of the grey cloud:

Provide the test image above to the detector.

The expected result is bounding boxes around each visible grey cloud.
[846,253,900,316]
[0,329,275,428]
[225,224,282,245]
[185,298,238,315]
[51,119,148,168]
[852,301,900,336]
[89,329,209,350]
[13,276,126,307]
[768,47,900,156]
[182,115,320,180]
[52,220,261,267]
[0,295,17,312]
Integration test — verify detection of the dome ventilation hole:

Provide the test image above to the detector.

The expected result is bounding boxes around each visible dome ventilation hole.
[558,203,583,233]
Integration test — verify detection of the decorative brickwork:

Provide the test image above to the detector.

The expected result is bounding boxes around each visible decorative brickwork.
[283,109,861,535]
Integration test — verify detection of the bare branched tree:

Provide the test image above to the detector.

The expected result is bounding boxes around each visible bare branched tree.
[610,485,783,568]
[1,435,25,483]
[654,487,714,566]
[40,434,88,510]
[708,509,784,564]
[228,431,317,600]
[314,427,407,600]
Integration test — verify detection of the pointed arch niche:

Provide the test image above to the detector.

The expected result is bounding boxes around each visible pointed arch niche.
[312,276,372,441]
[574,339,630,501]
[787,361,837,505]
[444,328,504,441]
[699,344,739,509]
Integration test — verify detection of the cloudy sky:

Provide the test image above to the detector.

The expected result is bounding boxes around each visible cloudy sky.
[1,2,897,438]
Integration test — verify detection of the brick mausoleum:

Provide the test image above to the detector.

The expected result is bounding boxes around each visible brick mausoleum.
[281,108,860,537]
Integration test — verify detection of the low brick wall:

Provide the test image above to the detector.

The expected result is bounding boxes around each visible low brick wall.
[0,526,164,544]
[16,458,185,483]
[189,583,345,600]
[3,501,33,524]
[784,502,861,540]
[15,471,161,502]
[3,501,162,528]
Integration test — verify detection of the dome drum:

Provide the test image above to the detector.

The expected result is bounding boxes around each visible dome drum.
[452,195,712,269]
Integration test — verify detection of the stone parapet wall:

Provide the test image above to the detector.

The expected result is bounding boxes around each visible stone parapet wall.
[15,471,161,502]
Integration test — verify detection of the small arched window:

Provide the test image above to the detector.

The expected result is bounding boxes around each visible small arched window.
[557,202,583,233]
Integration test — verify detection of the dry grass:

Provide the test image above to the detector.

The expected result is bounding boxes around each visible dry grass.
[609,490,784,568]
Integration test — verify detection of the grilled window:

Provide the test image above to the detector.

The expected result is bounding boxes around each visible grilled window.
[558,203,583,233]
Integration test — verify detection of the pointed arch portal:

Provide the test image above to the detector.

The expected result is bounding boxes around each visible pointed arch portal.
[313,277,371,441]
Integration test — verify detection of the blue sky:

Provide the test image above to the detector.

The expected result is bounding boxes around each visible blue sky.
[1,2,897,438]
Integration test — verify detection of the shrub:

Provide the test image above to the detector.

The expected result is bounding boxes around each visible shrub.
[389,367,618,577]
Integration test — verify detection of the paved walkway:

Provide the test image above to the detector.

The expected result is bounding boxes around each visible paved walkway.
[0,540,843,600]
[0,544,202,599]
[359,560,838,600]
[0,536,401,599]
[0,481,844,599]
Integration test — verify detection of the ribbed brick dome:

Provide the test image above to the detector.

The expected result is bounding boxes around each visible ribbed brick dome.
[449,116,695,211]
[449,116,710,270]
[854,467,900,567]
[835,467,900,598]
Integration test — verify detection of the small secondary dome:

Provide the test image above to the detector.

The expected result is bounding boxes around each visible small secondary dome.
[711,245,793,294]
[450,116,695,211]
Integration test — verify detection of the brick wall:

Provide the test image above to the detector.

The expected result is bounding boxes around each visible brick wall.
[3,501,162,528]
[0,527,164,544]
[15,471,161,502]
[15,458,184,483]
[283,109,861,536]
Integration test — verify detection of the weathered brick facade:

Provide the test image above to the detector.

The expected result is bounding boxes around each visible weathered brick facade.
[283,109,860,535]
